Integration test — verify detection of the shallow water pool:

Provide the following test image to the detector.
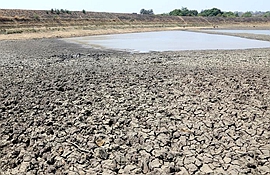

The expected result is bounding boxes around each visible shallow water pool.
[64,30,270,52]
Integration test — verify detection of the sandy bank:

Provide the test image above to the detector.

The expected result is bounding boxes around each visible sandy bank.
[1,24,270,43]
[0,26,184,40]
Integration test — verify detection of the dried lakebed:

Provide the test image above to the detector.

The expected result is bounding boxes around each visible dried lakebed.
[0,39,270,174]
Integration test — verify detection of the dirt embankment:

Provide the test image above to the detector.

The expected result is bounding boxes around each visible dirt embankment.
[1,9,270,39]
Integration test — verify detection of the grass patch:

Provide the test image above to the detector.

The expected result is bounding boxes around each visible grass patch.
[6,29,24,34]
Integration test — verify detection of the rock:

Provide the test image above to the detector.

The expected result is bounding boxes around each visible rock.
[95,138,105,147]
[179,136,187,146]
[97,148,108,160]
[173,131,181,139]
[200,164,213,174]
[123,164,137,173]
[223,157,231,164]
[195,159,202,167]
[166,153,174,162]
[184,156,196,165]
[202,154,213,164]
[101,160,116,170]
[23,154,32,162]
[241,168,252,174]
[115,154,127,165]
[258,149,270,159]
[78,170,86,175]
[152,148,167,159]
[19,162,30,172]
[185,163,198,173]
[258,166,270,175]
[142,159,149,174]
[149,159,162,169]
[247,163,257,169]
[179,167,189,175]
[227,165,240,174]
[55,156,65,168]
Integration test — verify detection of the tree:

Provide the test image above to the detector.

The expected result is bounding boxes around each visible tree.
[222,11,237,17]
[190,10,199,16]
[199,8,223,17]
[55,9,60,15]
[82,9,86,14]
[242,11,253,17]
[169,7,198,16]
[140,9,154,15]
[264,11,270,17]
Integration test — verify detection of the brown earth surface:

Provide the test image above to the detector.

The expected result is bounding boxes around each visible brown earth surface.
[0,37,270,174]
[1,9,270,40]
[1,8,270,175]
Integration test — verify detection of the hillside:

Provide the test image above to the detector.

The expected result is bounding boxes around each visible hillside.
[1,9,270,39]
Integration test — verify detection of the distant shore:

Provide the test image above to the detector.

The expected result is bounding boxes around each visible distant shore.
[1,24,270,41]
[1,9,270,40]
[0,25,182,40]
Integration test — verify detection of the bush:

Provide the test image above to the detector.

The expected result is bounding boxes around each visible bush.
[33,14,40,21]
[169,7,198,16]
[140,9,154,15]
[56,9,60,15]
[242,11,253,17]
[65,9,71,14]
[264,11,270,17]
[82,9,86,14]
[222,11,238,17]
[199,8,223,17]
[49,8,72,15]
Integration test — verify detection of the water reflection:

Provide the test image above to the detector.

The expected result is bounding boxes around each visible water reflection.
[65,31,270,52]
[208,30,270,35]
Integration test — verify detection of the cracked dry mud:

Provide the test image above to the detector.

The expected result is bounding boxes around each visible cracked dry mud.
[0,39,270,175]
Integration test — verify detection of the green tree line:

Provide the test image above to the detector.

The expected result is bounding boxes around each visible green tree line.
[169,7,238,17]
[167,7,270,17]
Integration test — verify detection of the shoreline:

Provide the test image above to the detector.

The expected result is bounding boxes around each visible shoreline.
[0,24,270,41]
[192,29,270,42]
[0,26,184,40]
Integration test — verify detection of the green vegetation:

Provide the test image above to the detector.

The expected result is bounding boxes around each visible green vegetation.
[167,7,269,18]
[242,11,253,17]
[82,9,86,14]
[264,11,270,17]
[50,8,71,15]
[199,8,223,17]
[5,29,24,35]
[222,11,239,17]
[33,14,40,21]
[56,9,60,15]
[169,7,198,16]
[65,10,71,14]
[140,9,154,15]
[169,7,226,17]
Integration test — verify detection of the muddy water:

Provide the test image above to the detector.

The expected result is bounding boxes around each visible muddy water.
[64,31,270,52]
